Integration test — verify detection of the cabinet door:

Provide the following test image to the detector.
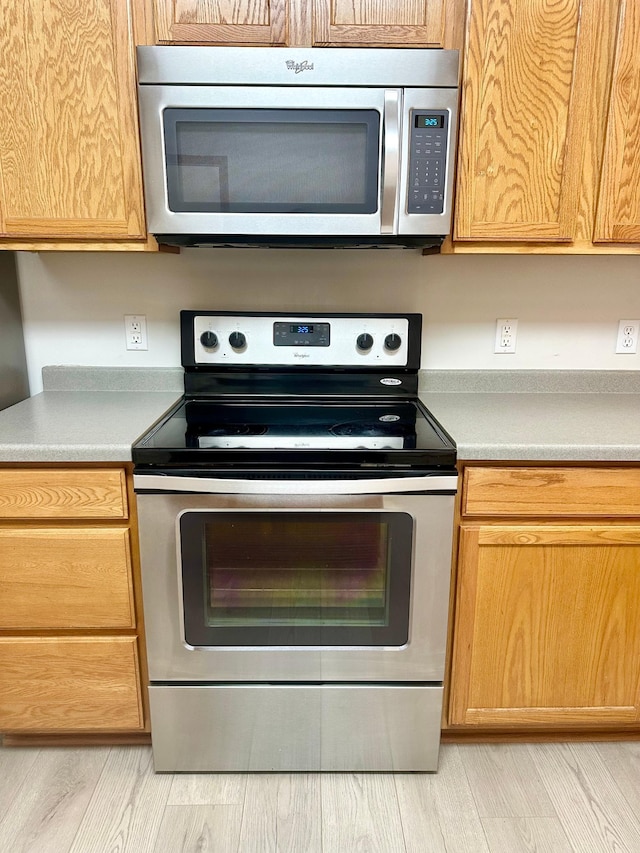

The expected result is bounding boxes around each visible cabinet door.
[313,0,446,46]
[153,0,288,44]
[593,0,640,243]
[455,0,592,241]
[0,0,145,240]
[449,523,640,728]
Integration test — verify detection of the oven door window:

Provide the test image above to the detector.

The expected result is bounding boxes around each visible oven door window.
[163,108,380,214]
[179,512,412,647]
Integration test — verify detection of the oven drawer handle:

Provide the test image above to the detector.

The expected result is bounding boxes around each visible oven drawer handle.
[133,474,457,495]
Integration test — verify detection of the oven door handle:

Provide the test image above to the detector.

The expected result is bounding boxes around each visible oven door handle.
[133,473,457,495]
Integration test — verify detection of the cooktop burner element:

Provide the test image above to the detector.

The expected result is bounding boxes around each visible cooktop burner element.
[132,311,456,472]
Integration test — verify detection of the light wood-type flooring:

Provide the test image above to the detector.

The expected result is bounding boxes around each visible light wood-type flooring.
[1,741,640,852]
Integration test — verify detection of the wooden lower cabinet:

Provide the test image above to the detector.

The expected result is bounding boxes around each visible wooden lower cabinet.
[448,472,640,732]
[0,466,146,736]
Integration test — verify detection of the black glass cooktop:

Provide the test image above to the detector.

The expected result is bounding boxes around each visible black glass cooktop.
[133,398,456,471]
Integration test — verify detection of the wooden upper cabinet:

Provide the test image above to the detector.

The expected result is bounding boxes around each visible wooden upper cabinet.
[594,0,640,243]
[455,0,588,241]
[312,0,446,46]
[0,0,145,240]
[153,0,289,44]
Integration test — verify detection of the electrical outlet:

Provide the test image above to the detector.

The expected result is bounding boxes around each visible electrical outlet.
[615,320,639,354]
[495,318,518,353]
[124,314,148,351]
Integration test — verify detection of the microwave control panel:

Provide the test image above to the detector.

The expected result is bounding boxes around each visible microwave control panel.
[407,111,449,215]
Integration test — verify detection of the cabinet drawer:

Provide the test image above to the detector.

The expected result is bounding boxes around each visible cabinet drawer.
[463,467,640,517]
[0,469,128,519]
[0,637,143,731]
[0,527,135,629]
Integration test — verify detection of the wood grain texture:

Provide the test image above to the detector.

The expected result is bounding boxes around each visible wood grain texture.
[154,0,288,43]
[395,745,491,852]
[480,817,573,852]
[0,637,143,731]
[463,466,640,517]
[321,774,406,853]
[458,743,555,818]
[313,0,444,45]
[449,523,640,727]
[69,747,172,853]
[0,237,162,252]
[237,774,321,853]
[0,0,145,239]
[594,0,640,243]
[0,468,128,519]
[529,742,640,852]
[0,747,110,853]
[0,527,135,629]
[455,0,584,241]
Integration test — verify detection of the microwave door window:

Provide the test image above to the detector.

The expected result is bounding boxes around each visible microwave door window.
[163,109,380,214]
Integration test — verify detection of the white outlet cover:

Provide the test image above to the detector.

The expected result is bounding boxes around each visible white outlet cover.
[615,319,639,354]
[495,318,518,354]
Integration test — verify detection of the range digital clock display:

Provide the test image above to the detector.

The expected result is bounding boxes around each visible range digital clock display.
[274,322,330,347]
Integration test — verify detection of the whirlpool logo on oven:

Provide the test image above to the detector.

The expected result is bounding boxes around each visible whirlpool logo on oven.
[294,352,311,359]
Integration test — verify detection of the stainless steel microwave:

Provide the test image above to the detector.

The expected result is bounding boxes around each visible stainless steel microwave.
[136,47,459,249]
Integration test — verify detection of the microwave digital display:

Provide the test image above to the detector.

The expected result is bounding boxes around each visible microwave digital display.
[415,115,445,128]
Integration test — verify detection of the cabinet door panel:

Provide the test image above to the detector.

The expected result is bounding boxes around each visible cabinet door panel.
[594,0,640,243]
[455,0,586,241]
[0,0,145,239]
[0,637,143,731]
[313,0,445,45]
[0,527,135,629]
[449,524,640,727]
[154,0,288,44]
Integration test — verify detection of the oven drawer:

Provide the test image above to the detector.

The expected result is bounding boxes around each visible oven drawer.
[0,527,135,629]
[149,684,443,771]
[0,637,143,731]
[0,468,128,519]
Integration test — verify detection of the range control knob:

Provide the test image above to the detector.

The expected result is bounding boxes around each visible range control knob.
[200,331,218,349]
[229,331,247,350]
[384,333,402,352]
[356,333,374,351]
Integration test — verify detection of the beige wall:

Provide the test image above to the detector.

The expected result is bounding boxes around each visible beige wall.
[16,250,640,393]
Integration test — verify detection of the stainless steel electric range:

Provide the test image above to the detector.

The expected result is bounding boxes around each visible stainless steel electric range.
[133,311,457,772]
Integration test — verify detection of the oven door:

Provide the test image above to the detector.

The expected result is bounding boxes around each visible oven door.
[135,474,456,683]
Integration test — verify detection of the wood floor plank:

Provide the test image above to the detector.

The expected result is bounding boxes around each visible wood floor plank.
[238,774,321,853]
[0,746,109,853]
[274,774,321,853]
[529,742,640,853]
[594,742,640,813]
[395,745,491,853]
[321,773,406,853]
[153,804,242,853]
[481,817,572,853]
[459,743,556,818]
[168,772,247,806]
[0,747,41,819]
[68,745,171,853]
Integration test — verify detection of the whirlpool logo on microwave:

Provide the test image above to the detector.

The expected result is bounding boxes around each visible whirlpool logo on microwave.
[286,60,314,74]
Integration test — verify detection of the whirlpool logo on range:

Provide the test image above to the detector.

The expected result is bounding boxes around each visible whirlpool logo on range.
[293,352,311,359]
[286,60,314,74]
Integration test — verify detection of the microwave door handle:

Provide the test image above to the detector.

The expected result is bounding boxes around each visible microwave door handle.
[380,90,400,234]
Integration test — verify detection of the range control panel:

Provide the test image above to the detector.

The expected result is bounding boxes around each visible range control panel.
[407,110,449,215]
[190,313,415,367]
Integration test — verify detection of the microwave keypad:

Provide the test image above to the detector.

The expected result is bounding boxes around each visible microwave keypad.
[407,112,448,215]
